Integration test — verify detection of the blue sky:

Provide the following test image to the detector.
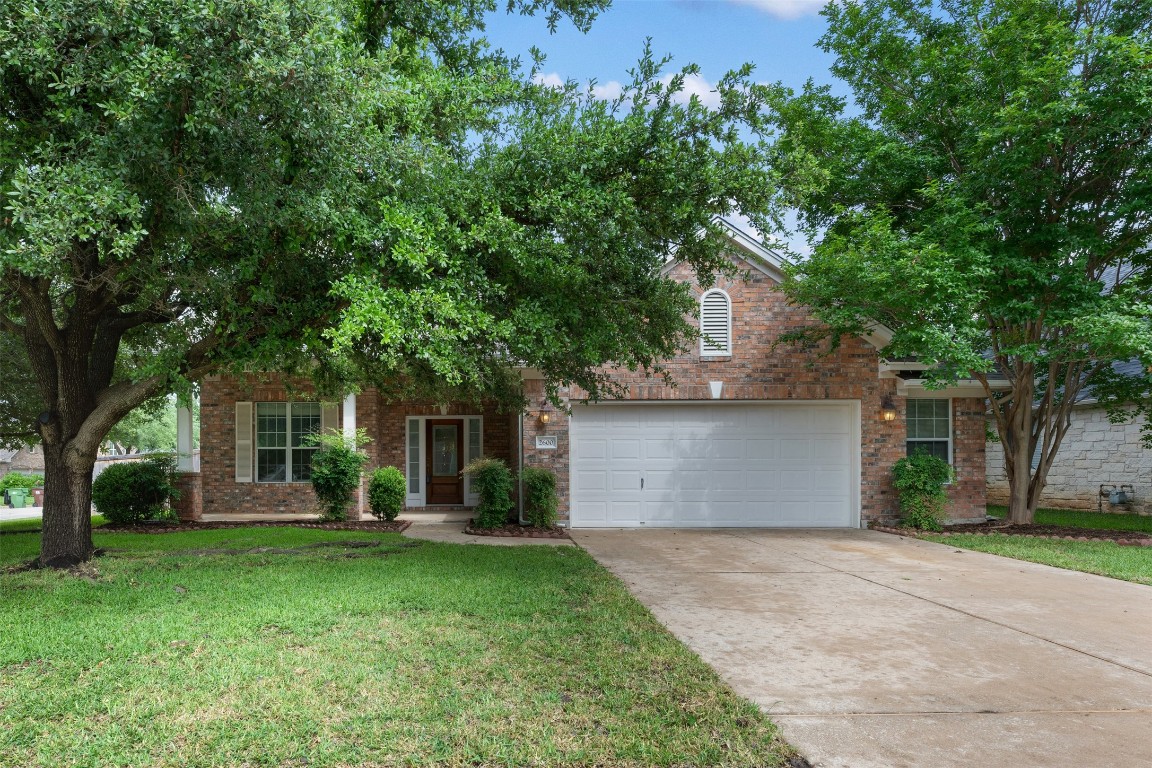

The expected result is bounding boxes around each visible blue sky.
[484,0,847,108]
[482,1,848,251]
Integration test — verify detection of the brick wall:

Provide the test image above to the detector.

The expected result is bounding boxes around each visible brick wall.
[987,405,1150,514]
[199,251,989,525]
[173,472,202,521]
[947,397,988,521]
[199,374,323,516]
[199,375,515,517]
[561,254,916,524]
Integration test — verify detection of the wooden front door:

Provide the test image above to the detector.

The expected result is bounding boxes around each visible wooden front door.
[426,420,464,504]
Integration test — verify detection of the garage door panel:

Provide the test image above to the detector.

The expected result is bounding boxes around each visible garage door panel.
[574,437,608,460]
[611,439,641,460]
[713,438,746,459]
[575,470,607,492]
[610,470,641,491]
[812,438,850,461]
[570,404,855,528]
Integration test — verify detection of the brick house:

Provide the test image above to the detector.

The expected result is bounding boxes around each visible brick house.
[177,220,992,527]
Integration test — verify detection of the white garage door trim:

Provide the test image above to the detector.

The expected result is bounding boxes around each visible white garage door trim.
[569,401,861,528]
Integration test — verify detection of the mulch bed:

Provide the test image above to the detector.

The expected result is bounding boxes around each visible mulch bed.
[463,521,570,539]
[872,521,1152,546]
[91,519,413,535]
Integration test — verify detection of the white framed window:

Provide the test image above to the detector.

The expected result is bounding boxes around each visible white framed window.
[700,288,732,356]
[255,402,321,482]
[906,398,951,463]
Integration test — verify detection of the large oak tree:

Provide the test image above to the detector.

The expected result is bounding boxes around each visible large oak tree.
[770,0,1152,524]
[1,0,775,566]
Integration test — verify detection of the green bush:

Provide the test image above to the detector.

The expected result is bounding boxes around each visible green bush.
[891,451,953,532]
[309,429,370,522]
[521,466,558,528]
[91,455,179,524]
[464,457,514,529]
[0,472,44,493]
[368,466,406,521]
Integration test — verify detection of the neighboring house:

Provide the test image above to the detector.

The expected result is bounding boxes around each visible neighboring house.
[0,444,44,480]
[986,361,1151,514]
[179,221,993,527]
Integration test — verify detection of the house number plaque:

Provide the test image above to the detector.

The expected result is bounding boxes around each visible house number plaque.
[535,436,558,450]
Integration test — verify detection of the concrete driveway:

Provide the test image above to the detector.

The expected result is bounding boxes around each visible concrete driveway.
[571,528,1152,768]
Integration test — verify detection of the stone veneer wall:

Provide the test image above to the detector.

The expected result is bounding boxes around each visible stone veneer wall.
[540,254,987,525]
[987,405,1151,514]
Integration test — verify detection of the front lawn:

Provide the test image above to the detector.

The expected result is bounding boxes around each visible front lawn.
[925,533,1152,586]
[0,528,796,767]
[0,514,106,534]
[986,505,1152,533]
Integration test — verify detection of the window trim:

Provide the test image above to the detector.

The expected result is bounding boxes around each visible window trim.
[254,401,322,484]
[905,397,952,465]
[699,288,732,357]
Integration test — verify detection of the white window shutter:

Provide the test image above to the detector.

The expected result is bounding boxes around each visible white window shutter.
[235,402,253,483]
[700,290,731,355]
[321,403,339,438]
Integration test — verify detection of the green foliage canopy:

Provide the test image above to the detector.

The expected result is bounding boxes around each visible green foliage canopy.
[0,0,776,565]
[771,0,1152,523]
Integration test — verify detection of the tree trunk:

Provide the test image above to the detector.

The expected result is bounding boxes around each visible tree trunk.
[39,444,95,568]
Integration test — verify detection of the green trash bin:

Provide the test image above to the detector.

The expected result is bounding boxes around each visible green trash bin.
[8,489,27,508]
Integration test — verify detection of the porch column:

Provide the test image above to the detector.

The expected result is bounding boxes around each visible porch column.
[343,394,363,516]
[176,404,195,472]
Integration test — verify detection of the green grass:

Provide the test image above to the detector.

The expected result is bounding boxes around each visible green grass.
[923,533,1152,586]
[986,504,1152,533]
[0,514,106,534]
[0,528,795,768]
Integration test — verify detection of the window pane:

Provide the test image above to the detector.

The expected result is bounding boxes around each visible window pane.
[468,418,481,462]
[407,419,420,494]
[907,441,949,462]
[292,447,318,482]
[291,403,321,448]
[256,403,287,448]
[257,448,287,482]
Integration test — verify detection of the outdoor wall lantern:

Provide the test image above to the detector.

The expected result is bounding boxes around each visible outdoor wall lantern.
[538,411,551,425]
[880,395,898,422]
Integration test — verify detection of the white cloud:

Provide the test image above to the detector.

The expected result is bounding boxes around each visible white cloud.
[532,72,567,89]
[660,72,722,109]
[591,80,626,101]
[724,0,827,20]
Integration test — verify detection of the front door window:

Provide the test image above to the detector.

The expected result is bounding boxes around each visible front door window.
[426,420,464,504]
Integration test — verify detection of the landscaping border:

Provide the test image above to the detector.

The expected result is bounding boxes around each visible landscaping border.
[871,524,1152,547]
[463,521,570,539]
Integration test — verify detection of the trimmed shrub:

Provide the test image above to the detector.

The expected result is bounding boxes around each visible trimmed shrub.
[309,429,370,522]
[91,455,179,524]
[464,457,514,529]
[368,466,406,521]
[0,472,44,494]
[891,451,953,532]
[521,466,558,528]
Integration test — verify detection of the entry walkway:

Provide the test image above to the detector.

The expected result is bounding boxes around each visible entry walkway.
[572,528,1152,768]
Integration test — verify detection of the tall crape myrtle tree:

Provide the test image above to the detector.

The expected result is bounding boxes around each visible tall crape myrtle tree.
[769,0,1152,524]
[1,0,776,567]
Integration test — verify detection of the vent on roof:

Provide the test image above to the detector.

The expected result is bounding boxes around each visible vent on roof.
[700,289,731,356]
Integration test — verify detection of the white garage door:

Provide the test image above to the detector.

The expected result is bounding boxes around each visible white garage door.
[570,403,857,528]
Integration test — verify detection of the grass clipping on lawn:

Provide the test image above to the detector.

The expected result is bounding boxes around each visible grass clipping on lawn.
[0,528,796,767]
